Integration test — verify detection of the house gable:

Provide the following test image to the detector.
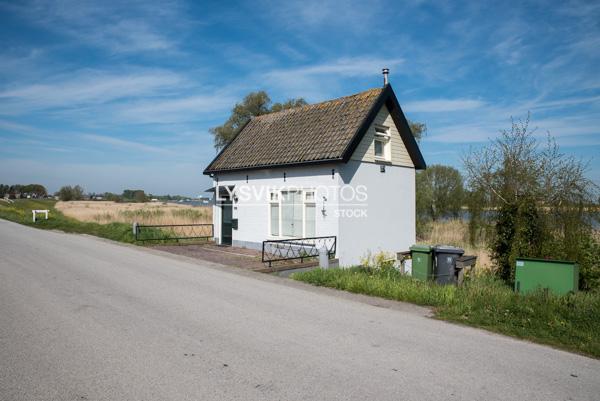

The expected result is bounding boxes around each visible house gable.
[350,104,414,167]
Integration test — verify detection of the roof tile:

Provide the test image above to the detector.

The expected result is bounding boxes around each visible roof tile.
[205,87,383,172]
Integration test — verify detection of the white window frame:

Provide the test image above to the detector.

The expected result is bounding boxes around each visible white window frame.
[268,188,316,238]
[304,190,316,238]
[374,125,391,161]
[304,190,315,203]
[268,191,279,237]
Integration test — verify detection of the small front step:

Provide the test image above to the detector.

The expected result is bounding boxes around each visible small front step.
[255,259,339,274]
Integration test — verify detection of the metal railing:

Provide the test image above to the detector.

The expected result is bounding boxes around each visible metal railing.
[134,223,213,242]
[262,236,336,267]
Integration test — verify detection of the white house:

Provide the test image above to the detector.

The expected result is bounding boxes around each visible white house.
[204,72,426,266]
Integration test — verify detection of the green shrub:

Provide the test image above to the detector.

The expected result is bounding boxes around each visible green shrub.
[492,199,545,284]
[463,116,600,289]
[579,235,600,290]
[57,185,84,201]
[359,250,396,271]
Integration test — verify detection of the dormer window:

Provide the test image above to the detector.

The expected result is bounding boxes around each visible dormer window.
[374,125,391,161]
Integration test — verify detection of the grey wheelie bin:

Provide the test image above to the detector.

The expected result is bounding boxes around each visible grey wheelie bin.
[433,246,464,284]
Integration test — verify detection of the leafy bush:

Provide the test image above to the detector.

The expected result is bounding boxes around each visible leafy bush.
[578,234,600,290]
[122,189,147,203]
[463,116,600,288]
[58,185,85,201]
[359,250,396,271]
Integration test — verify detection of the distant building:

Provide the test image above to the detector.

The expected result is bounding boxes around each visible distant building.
[196,196,211,204]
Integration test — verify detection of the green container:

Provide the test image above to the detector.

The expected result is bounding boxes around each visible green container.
[514,258,579,296]
[410,245,434,281]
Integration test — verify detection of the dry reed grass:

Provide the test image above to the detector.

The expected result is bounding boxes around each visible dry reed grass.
[419,219,493,270]
[56,201,212,225]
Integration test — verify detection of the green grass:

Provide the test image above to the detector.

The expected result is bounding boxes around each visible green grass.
[0,199,210,245]
[292,267,600,358]
[0,199,136,243]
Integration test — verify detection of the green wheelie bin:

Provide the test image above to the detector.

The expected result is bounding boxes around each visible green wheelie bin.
[410,245,434,281]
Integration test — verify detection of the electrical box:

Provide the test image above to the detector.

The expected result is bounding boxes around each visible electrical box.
[514,258,579,296]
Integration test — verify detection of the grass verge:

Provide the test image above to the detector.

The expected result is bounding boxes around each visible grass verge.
[292,267,600,358]
[1,199,212,246]
[0,199,136,243]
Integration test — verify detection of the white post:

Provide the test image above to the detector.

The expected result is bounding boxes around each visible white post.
[32,210,49,222]
[319,247,329,269]
[132,222,138,237]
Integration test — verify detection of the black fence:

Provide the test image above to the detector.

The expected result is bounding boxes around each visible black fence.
[134,223,213,242]
[262,236,336,267]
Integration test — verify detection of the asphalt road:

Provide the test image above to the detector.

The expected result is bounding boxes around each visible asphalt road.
[1,220,599,401]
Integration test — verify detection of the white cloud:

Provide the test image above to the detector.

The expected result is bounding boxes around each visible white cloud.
[0,118,216,163]
[403,98,485,113]
[264,0,383,31]
[266,57,403,80]
[115,92,237,124]
[424,100,600,145]
[486,16,532,67]
[427,123,496,144]
[491,35,526,66]
[558,0,600,19]
[4,0,187,54]
[0,48,48,79]
[81,133,170,154]
[531,95,600,111]
[0,119,47,138]
[262,57,404,99]
[529,116,600,139]
[82,19,175,53]
[0,69,184,113]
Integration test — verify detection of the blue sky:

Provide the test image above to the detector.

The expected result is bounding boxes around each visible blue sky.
[1,0,599,196]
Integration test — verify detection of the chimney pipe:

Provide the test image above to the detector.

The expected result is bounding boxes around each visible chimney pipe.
[382,68,389,86]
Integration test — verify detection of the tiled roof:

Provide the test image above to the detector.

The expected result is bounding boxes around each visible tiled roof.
[204,87,384,173]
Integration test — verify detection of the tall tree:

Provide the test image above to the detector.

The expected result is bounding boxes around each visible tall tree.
[210,91,307,150]
[463,115,599,287]
[271,98,308,113]
[21,184,47,197]
[122,189,147,202]
[0,184,10,197]
[416,164,464,222]
[408,121,426,143]
[58,185,84,201]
